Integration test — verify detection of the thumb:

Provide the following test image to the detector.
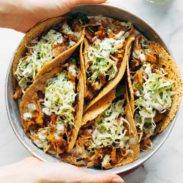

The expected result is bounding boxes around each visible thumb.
[82,172,125,183]
[73,0,107,5]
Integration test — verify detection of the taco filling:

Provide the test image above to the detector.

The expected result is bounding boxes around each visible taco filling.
[21,62,79,154]
[84,17,134,100]
[15,21,81,92]
[130,35,174,149]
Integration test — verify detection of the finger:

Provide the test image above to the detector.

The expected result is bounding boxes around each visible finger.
[81,172,125,183]
[47,162,124,183]
[73,0,107,6]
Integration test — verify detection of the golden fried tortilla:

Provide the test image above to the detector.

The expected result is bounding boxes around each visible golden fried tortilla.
[84,36,135,112]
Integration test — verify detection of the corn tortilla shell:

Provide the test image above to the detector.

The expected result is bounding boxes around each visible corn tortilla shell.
[82,88,116,125]
[148,42,182,133]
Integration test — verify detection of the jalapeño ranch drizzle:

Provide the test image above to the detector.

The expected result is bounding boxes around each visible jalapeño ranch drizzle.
[15,23,80,91]
[134,64,173,138]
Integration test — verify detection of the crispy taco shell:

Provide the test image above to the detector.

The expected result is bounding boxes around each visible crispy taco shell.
[126,56,135,114]
[82,88,116,125]
[82,36,135,112]
[20,64,84,153]
[13,16,84,97]
[127,39,182,146]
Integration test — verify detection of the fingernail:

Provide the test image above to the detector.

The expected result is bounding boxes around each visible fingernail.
[111,176,125,183]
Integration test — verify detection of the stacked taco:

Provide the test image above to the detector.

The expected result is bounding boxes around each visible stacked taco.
[61,83,139,169]
[12,14,182,169]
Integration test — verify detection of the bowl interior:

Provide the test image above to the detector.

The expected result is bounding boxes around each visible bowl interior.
[6,4,176,174]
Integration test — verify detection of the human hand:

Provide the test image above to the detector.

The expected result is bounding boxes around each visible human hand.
[0,157,124,183]
[0,0,106,32]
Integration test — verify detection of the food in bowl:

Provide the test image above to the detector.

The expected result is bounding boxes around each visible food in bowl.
[12,14,182,169]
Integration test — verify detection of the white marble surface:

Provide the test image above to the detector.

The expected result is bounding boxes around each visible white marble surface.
[0,0,182,182]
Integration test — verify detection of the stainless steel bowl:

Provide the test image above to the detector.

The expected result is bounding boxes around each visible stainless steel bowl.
[5,4,178,174]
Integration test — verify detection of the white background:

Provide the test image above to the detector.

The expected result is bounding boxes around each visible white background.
[0,0,182,182]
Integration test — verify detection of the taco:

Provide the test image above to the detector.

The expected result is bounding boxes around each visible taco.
[61,83,139,169]
[80,16,135,111]
[128,34,182,150]
[13,16,84,99]
[20,57,84,154]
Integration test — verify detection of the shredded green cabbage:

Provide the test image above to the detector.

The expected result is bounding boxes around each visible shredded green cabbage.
[42,71,76,127]
[15,29,64,91]
[87,30,128,87]
[91,100,130,149]
[134,64,173,137]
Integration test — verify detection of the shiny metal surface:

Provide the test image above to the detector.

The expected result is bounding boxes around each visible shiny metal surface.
[5,4,178,174]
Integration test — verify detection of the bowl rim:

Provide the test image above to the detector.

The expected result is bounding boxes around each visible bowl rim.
[5,4,178,174]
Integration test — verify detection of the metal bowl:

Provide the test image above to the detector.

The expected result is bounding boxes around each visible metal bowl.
[5,4,178,174]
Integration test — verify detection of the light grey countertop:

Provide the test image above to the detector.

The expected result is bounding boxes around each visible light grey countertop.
[0,0,182,183]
